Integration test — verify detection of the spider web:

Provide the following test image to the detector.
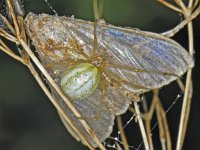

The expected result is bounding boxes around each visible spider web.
[104,92,182,150]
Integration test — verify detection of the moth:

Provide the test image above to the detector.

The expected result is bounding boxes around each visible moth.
[24,12,194,147]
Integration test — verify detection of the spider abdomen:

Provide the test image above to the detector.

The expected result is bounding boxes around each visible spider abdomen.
[61,63,100,100]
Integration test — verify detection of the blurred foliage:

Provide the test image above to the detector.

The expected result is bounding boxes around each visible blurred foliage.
[0,0,200,150]
[25,0,180,31]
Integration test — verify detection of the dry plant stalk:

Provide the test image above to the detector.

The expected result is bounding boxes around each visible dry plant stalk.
[158,1,196,150]
[129,1,198,150]
[0,0,199,149]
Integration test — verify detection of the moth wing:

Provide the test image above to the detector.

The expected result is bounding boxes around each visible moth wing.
[68,20,194,93]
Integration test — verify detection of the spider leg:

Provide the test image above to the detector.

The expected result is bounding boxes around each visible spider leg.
[92,75,107,120]
[44,59,89,69]
[104,70,151,91]
[106,63,178,77]
[92,20,98,56]
[66,39,90,59]
[75,75,108,121]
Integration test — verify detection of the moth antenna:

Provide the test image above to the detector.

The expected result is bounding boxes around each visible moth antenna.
[44,0,58,16]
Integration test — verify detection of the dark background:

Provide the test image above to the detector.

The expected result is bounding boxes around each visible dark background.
[0,0,200,149]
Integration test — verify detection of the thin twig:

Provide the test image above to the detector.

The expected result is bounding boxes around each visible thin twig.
[0,44,23,63]
[176,70,192,150]
[177,78,185,92]
[188,0,194,8]
[4,1,23,44]
[143,98,157,150]
[155,101,166,150]
[116,143,123,150]
[0,28,19,43]
[159,103,172,150]
[161,5,200,37]
[176,1,194,148]
[174,0,187,12]
[134,102,150,150]
[139,98,154,149]
[129,107,145,119]
[154,90,172,150]
[157,0,183,13]
[6,0,20,39]
[117,116,129,150]
[93,0,104,19]
[144,117,154,150]
[0,13,16,35]
[180,82,193,148]
[0,37,24,64]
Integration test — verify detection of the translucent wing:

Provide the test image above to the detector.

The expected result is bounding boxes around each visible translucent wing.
[66,19,194,93]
